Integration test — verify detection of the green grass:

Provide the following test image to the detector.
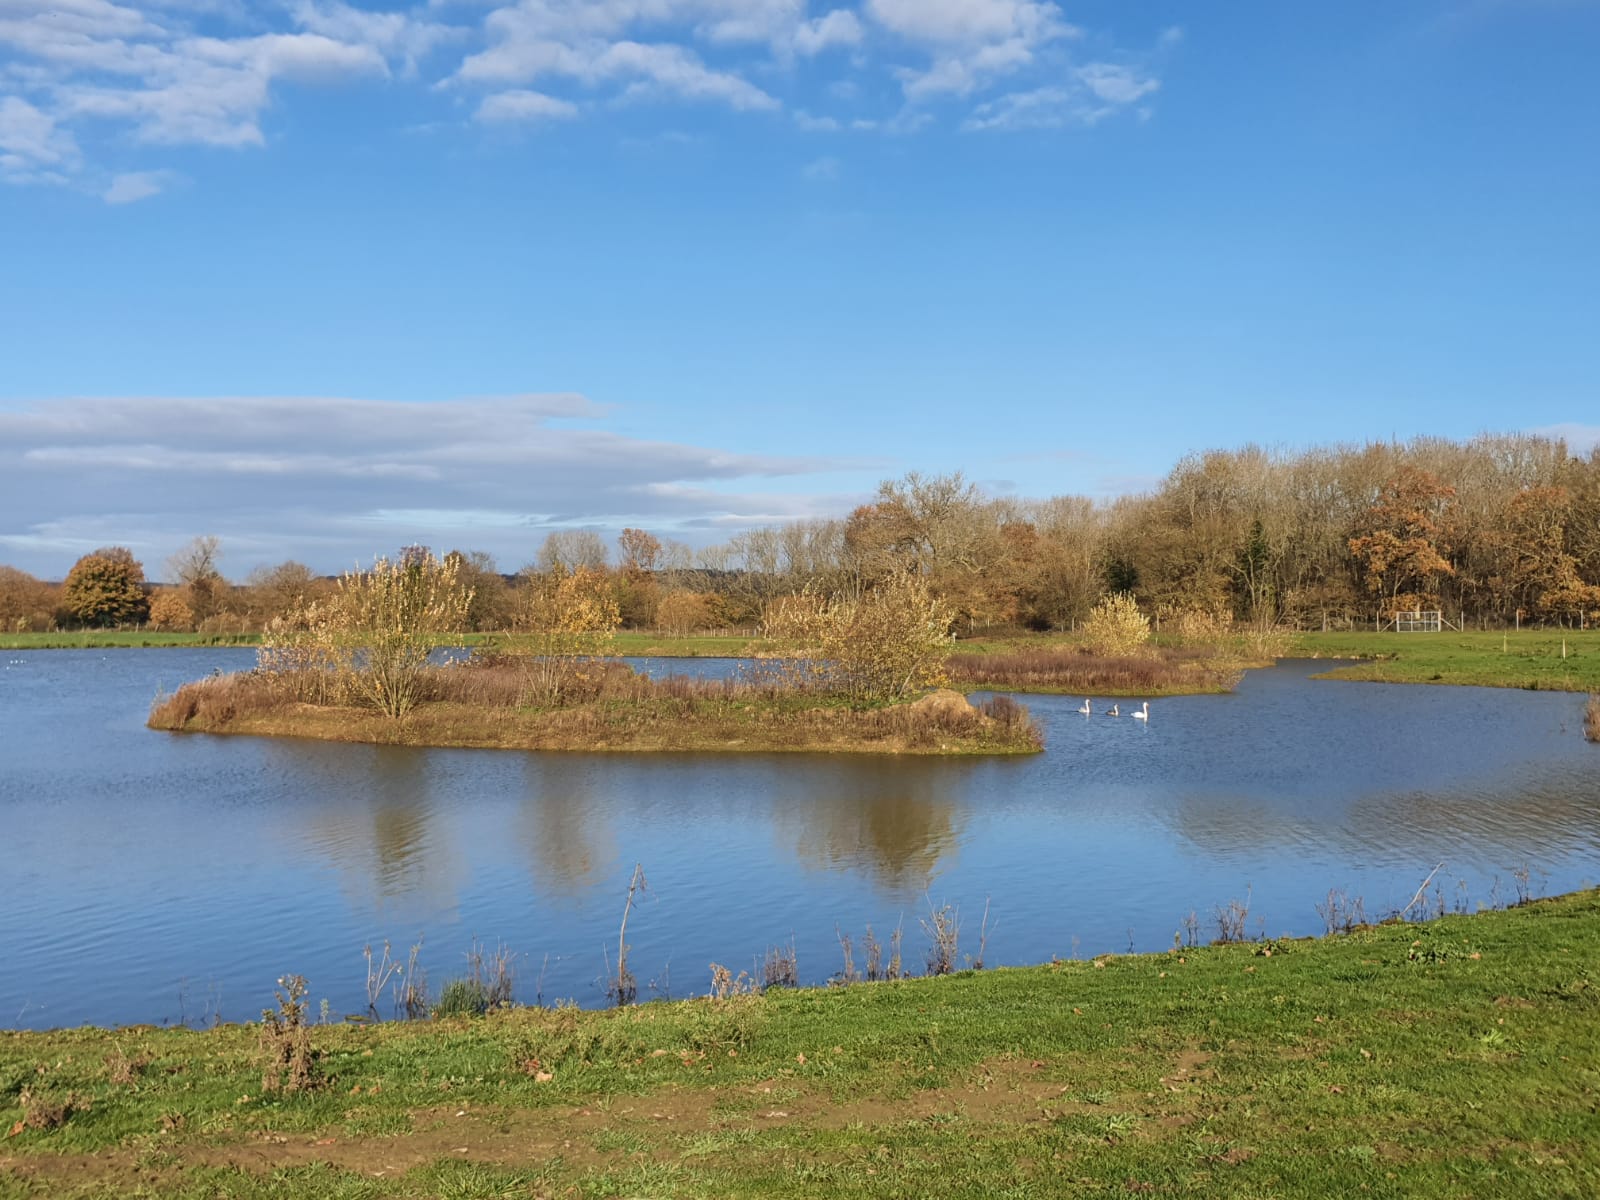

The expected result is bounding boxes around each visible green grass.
[1290,630,1600,691]
[0,631,260,649]
[4,892,1598,1198]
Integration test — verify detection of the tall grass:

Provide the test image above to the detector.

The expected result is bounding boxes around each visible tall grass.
[949,645,1243,695]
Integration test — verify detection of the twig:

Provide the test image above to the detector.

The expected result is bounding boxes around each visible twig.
[1398,862,1446,919]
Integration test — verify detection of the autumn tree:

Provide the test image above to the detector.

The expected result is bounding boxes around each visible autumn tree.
[0,566,54,632]
[147,589,194,631]
[62,547,149,627]
[764,573,953,703]
[1083,592,1151,657]
[617,528,663,575]
[518,565,622,703]
[298,551,474,718]
[536,531,608,575]
[1347,467,1457,614]
[655,589,711,636]
[167,535,225,622]
[244,561,323,624]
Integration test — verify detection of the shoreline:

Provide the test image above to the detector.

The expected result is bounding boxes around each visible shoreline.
[4,890,1596,1197]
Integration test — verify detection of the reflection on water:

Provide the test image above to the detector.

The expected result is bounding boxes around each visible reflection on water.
[774,761,964,889]
[1,650,1598,1028]
[516,757,616,893]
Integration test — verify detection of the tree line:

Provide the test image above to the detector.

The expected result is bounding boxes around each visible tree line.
[4,432,1598,635]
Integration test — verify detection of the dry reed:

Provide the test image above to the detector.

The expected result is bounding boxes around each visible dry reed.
[1585,694,1599,743]
[948,645,1242,695]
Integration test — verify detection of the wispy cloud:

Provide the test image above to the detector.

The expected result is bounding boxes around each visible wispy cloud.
[0,393,862,573]
[2,3,1174,191]
[101,167,180,203]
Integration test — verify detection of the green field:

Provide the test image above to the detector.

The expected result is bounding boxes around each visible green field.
[2,891,1597,1198]
[1290,629,1600,691]
[0,631,261,650]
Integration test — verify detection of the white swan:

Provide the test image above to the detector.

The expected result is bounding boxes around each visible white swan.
[1132,701,1149,722]
[1105,704,1120,717]
[1078,698,1091,715]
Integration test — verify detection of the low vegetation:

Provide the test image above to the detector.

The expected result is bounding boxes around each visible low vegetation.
[2,890,1596,1198]
[148,663,1042,755]
[949,644,1245,696]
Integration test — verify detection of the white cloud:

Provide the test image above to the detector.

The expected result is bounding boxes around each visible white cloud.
[475,87,578,121]
[459,14,778,111]
[101,167,179,203]
[289,0,461,73]
[866,0,1071,46]
[793,109,840,131]
[0,95,80,182]
[792,8,862,56]
[801,153,838,179]
[1075,62,1158,106]
[0,0,426,175]
[1,0,1172,189]
[962,61,1160,131]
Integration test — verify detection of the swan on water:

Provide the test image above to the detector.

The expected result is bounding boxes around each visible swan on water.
[1078,698,1092,714]
[1105,704,1120,717]
[1132,701,1149,722]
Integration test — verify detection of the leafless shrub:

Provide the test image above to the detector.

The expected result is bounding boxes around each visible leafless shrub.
[1213,887,1254,944]
[862,926,883,982]
[18,1088,90,1131]
[465,937,516,1009]
[394,940,428,1020]
[606,864,648,1007]
[364,941,402,1018]
[1179,910,1201,948]
[709,963,756,1000]
[1315,889,1367,935]
[922,899,960,976]
[836,928,859,985]
[761,938,798,990]
[259,974,319,1093]
[968,898,995,970]
[104,1049,151,1086]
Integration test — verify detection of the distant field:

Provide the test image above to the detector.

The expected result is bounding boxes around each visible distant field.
[1290,629,1600,691]
[0,631,260,649]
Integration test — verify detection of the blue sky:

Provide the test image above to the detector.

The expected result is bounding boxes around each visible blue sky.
[2,0,1597,576]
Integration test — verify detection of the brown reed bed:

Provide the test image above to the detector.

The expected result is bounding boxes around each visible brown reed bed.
[1585,694,1599,743]
[149,660,1042,755]
[948,644,1244,696]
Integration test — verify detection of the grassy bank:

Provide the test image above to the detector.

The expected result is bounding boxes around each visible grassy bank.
[147,665,1043,756]
[1291,629,1600,691]
[3,891,1597,1199]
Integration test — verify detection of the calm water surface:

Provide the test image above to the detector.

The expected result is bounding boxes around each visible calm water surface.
[1,649,1596,1029]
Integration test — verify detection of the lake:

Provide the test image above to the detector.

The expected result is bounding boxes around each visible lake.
[1,649,1596,1029]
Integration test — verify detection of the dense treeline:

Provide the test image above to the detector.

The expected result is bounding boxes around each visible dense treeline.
[5,433,1598,635]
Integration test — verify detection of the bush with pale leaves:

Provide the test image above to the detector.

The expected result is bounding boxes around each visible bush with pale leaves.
[1083,592,1150,657]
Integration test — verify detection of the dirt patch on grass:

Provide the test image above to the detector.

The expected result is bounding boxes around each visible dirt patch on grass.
[0,1054,1179,1191]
